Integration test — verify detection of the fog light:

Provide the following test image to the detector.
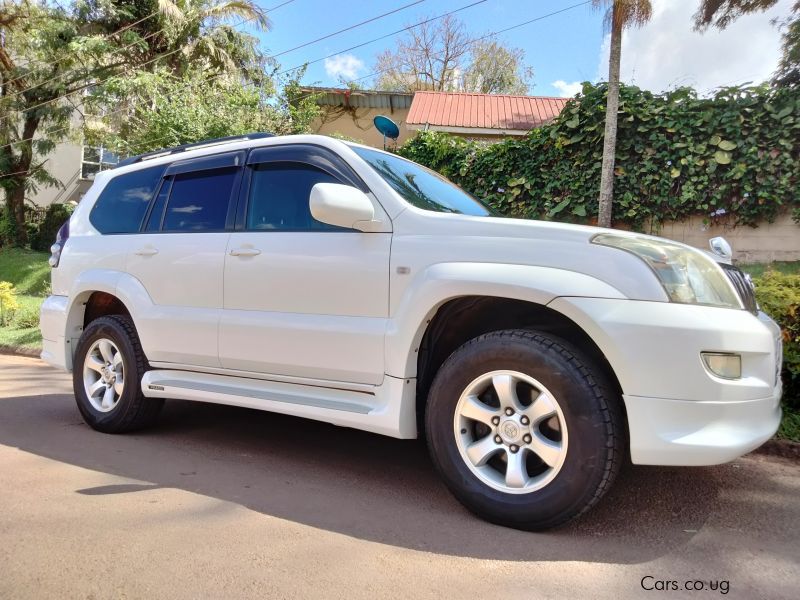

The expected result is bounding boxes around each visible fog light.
[701,352,742,379]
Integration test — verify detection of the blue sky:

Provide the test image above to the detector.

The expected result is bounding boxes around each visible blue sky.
[254,0,605,97]
[251,0,794,97]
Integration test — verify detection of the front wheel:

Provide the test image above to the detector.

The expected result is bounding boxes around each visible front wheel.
[425,329,624,530]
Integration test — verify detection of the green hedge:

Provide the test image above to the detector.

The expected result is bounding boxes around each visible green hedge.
[29,203,73,252]
[399,83,799,228]
[753,271,800,411]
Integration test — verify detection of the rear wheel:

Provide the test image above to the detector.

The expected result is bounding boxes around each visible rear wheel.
[425,329,623,530]
[73,315,163,433]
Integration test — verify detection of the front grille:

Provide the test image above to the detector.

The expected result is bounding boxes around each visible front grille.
[721,263,758,314]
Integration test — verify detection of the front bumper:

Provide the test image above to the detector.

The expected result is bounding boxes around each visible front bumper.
[548,297,783,466]
[623,387,781,465]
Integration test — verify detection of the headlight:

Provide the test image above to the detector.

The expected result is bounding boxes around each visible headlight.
[592,233,742,309]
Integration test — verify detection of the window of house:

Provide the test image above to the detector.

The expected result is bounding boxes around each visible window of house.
[161,167,238,232]
[81,145,120,180]
[246,163,347,231]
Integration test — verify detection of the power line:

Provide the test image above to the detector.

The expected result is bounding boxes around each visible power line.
[1,0,295,106]
[2,8,161,92]
[126,1,594,154]
[277,0,489,75]
[272,0,427,58]
[0,0,589,161]
[0,8,270,126]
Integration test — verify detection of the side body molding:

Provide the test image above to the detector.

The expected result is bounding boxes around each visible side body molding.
[385,262,626,379]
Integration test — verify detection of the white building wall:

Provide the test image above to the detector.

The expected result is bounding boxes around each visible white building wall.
[27,140,91,207]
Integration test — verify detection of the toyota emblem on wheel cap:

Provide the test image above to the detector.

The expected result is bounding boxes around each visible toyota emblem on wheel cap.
[502,422,519,439]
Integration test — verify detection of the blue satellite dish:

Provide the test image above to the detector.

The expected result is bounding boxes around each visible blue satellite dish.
[374,115,400,149]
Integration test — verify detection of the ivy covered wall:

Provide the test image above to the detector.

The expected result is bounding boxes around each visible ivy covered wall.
[398,83,799,230]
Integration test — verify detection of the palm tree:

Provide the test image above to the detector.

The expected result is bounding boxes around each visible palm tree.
[593,0,652,228]
[153,0,272,77]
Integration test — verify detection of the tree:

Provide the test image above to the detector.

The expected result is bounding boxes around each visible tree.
[0,0,270,247]
[462,40,533,95]
[0,1,124,246]
[373,15,532,94]
[694,0,800,86]
[593,0,652,228]
[693,0,778,28]
[87,67,319,155]
[774,4,800,86]
[374,14,469,92]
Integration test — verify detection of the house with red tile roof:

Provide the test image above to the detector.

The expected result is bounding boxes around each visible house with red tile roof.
[302,87,569,148]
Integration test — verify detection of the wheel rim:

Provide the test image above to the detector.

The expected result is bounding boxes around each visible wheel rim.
[453,370,568,495]
[82,338,125,413]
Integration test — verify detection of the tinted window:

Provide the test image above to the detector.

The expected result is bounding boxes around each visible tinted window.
[90,166,164,233]
[247,163,345,231]
[162,167,237,232]
[145,180,170,231]
[351,146,492,216]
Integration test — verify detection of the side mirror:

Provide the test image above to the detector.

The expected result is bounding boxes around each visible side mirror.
[709,236,733,263]
[310,183,376,231]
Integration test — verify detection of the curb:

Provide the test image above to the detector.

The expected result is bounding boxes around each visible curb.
[0,345,41,359]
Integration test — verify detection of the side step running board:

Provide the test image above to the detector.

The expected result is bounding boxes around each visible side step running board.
[141,369,372,414]
[139,369,419,440]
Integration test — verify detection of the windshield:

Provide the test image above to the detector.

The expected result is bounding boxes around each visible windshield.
[351,146,492,216]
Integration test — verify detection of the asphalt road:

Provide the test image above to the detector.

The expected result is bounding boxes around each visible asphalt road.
[0,353,798,599]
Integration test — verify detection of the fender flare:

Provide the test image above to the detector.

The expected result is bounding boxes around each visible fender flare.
[385,262,626,378]
[64,270,156,360]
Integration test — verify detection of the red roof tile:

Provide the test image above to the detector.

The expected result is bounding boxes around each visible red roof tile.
[407,91,568,133]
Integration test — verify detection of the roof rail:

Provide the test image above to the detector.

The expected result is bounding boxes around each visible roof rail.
[115,132,275,168]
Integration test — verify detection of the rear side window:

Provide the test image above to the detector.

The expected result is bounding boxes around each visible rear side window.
[90,166,164,234]
[162,167,238,232]
[247,163,345,231]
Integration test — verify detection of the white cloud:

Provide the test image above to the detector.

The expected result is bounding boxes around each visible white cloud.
[552,80,583,97]
[596,0,793,94]
[324,54,364,80]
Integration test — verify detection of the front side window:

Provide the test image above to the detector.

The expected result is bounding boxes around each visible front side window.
[246,162,345,231]
[90,165,164,234]
[162,167,237,232]
[351,146,492,216]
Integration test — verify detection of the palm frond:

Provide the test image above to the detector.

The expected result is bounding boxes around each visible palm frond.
[157,0,188,25]
[201,1,271,31]
[592,0,653,31]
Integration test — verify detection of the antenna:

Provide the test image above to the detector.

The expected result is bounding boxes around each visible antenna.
[373,115,400,150]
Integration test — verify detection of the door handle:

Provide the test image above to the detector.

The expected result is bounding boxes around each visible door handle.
[229,247,261,257]
[134,246,158,256]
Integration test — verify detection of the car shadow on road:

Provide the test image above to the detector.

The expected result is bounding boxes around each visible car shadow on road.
[0,390,780,564]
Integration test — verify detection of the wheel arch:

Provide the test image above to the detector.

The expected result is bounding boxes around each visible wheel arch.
[411,296,626,433]
[64,270,152,368]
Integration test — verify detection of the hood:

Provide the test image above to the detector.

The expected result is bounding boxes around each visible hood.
[391,210,673,302]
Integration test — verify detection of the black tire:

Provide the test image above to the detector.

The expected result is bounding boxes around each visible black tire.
[72,315,164,433]
[425,329,624,531]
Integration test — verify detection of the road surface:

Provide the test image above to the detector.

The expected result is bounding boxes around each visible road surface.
[0,354,797,599]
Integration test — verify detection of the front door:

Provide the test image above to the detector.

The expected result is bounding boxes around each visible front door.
[220,146,391,385]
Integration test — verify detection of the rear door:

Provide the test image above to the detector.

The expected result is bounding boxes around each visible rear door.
[126,151,244,368]
[219,144,391,385]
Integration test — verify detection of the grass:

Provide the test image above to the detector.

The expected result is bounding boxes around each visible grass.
[0,247,51,295]
[0,248,50,352]
[777,408,800,442]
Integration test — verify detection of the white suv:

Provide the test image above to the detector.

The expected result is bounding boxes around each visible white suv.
[40,133,783,530]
